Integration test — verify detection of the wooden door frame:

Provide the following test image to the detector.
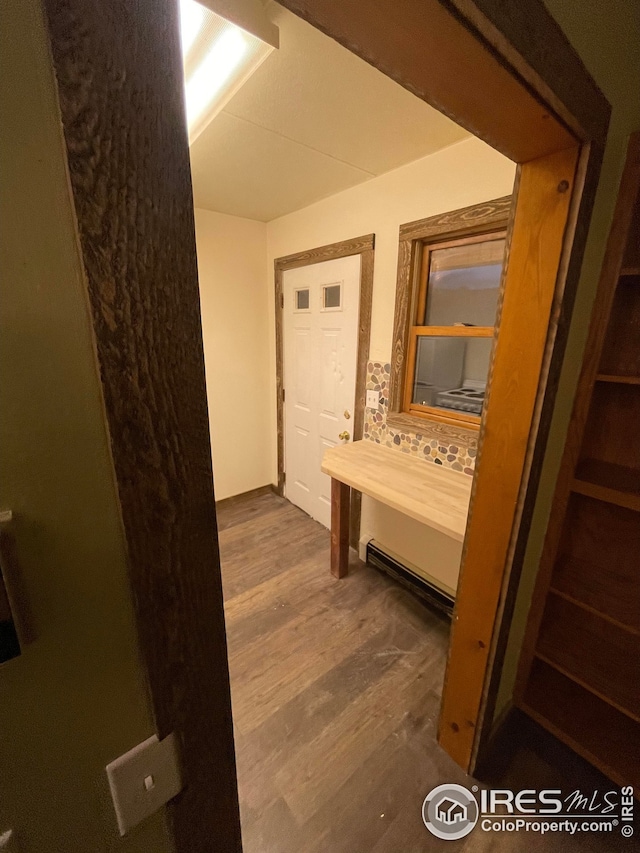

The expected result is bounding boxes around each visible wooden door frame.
[41,0,610,848]
[274,235,375,548]
[513,131,640,755]
[276,0,609,774]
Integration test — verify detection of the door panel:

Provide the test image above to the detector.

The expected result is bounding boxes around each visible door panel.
[318,436,337,515]
[294,328,312,408]
[319,328,339,417]
[283,255,360,528]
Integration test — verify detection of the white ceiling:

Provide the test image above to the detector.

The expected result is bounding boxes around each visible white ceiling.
[189,3,469,222]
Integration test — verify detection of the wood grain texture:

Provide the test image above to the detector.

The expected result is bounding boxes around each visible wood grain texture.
[274,235,375,549]
[570,476,640,513]
[514,134,640,709]
[596,374,640,385]
[552,556,640,634]
[553,494,640,633]
[218,492,458,853]
[276,0,575,162]
[463,168,522,769]
[275,265,286,496]
[446,0,610,144]
[401,324,418,415]
[560,492,640,567]
[219,492,629,849]
[274,234,375,271]
[385,411,480,443]
[322,442,471,541]
[510,141,640,790]
[599,275,640,376]
[405,406,481,431]
[623,198,640,268]
[410,326,495,337]
[216,485,276,518]
[536,595,640,721]
[522,660,640,795]
[440,145,579,768]
[398,196,513,242]
[388,238,418,417]
[330,478,350,578]
[265,8,608,776]
[40,0,616,841]
[42,1,242,849]
[580,382,640,474]
[351,245,374,548]
[477,140,605,770]
[388,196,511,442]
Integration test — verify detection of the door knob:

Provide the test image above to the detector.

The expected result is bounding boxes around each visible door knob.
[338,431,350,441]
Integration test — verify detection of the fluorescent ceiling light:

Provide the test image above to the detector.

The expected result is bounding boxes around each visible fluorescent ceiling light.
[186,29,247,129]
[180,0,277,145]
[180,0,205,56]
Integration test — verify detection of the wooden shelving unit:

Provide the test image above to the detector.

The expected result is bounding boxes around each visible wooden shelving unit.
[595,374,640,385]
[516,132,640,796]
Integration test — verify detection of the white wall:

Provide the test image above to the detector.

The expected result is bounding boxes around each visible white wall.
[194,137,515,584]
[195,209,272,500]
[266,137,516,589]
[267,137,515,365]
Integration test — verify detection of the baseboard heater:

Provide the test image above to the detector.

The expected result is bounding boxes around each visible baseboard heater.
[365,541,454,618]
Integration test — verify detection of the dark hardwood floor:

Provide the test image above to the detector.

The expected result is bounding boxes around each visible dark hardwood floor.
[218,490,630,853]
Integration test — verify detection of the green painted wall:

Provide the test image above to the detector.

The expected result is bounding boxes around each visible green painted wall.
[496,0,640,718]
[0,0,173,849]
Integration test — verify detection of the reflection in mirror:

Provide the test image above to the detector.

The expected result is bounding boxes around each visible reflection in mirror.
[411,336,493,417]
[424,238,505,326]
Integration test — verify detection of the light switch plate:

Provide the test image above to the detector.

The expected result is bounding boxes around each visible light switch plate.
[106,733,182,836]
[366,390,380,409]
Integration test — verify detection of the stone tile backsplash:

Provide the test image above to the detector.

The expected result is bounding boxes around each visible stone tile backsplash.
[363,361,477,475]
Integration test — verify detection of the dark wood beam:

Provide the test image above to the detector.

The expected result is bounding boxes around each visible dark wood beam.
[42,0,242,849]
[277,0,578,162]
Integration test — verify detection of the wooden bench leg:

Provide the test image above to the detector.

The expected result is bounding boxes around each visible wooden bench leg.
[331,478,350,578]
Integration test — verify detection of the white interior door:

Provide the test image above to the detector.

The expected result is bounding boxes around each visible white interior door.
[283,254,360,528]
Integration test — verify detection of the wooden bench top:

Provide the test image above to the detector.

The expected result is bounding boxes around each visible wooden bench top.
[321,441,472,541]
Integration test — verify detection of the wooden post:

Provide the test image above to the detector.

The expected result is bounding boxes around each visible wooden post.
[330,478,350,578]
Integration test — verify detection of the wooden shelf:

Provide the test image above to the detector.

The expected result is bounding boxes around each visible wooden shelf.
[551,553,640,632]
[534,651,640,725]
[521,659,640,793]
[548,586,640,635]
[595,373,640,385]
[571,478,640,511]
[579,382,640,498]
[572,459,640,511]
[517,136,640,796]
[536,595,640,722]
[599,275,640,376]
[411,325,494,337]
[577,458,640,492]
[576,457,640,490]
